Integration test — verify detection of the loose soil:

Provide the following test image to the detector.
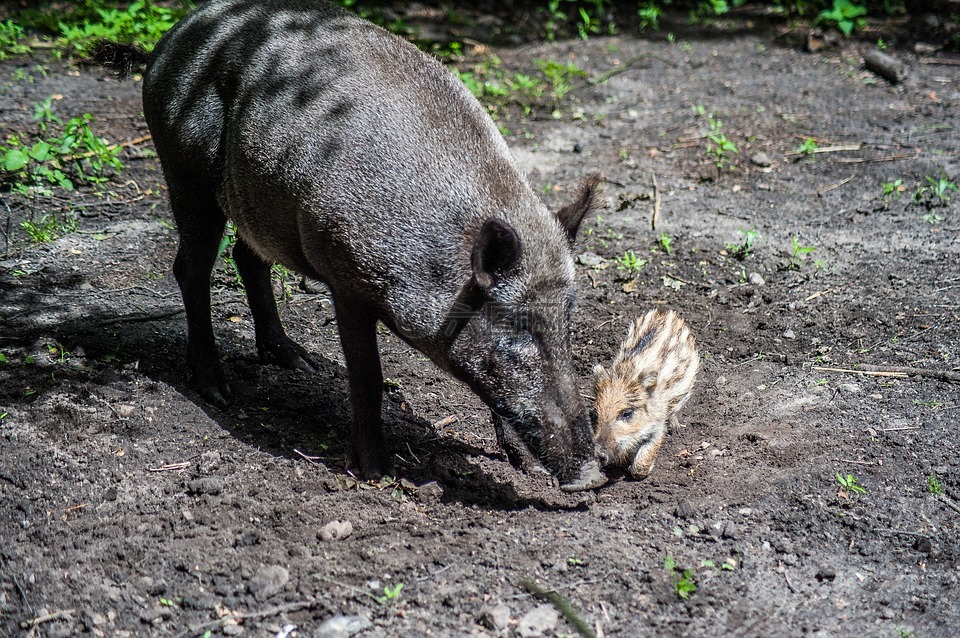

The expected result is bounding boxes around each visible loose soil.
[1,8,959,638]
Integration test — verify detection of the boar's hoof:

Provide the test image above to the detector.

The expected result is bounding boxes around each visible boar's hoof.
[346,450,395,481]
[194,376,231,408]
[259,337,319,374]
[559,460,607,492]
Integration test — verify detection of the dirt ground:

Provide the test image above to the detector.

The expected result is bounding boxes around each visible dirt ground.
[2,7,959,638]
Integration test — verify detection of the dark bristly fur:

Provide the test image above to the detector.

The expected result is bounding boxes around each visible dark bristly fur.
[593,308,700,478]
[140,0,607,491]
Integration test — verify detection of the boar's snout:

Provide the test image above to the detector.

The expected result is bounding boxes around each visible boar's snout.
[552,412,608,492]
[559,459,607,492]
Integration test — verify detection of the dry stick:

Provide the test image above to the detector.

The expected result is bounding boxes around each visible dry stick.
[920,57,960,66]
[937,494,960,516]
[812,366,907,378]
[22,609,75,628]
[173,600,318,638]
[431,415,459,428]
[650,173,662,230]
[835,153,917,164]
[521,579,597,638]
[589,53,678,85]
[857,364,960,384]
[816,175,854,197]
[314,575,382,603]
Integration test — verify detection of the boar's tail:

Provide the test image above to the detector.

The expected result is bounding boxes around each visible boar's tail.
[89,41,150,79]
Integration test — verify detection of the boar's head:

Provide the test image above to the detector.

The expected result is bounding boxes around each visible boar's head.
[442,175,606,492]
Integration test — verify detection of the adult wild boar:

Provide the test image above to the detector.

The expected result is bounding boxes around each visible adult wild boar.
[142,0,605,491]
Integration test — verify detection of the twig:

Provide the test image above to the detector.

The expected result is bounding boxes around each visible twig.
[857,364,960,384]
[589,53,677,85]
[838,459,875,465]
[812,366,908,378]
[834,153,916,164]
[921,57,960,66]
[816,175,854,197]
[650,173,661,230]
[936,494,960,516]
[313,575,382,603]
[149,462,191,472]
[782,569,797,594]
[293,449,322,465]
[788,144,862,156]
[22,609,75,628]
[521,579,597,638]
[431,415,459,428]
[173,600,318,638]
[883,426,920,432]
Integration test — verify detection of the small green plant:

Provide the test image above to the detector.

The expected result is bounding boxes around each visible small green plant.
[615,250,646,276]
[158,597,175,607]
[567,556,585,566]
[21,214,78,244]
[0,352,8,363]
[656,232,674,254]
[664,555,697,600]
[795,137,819,156]
[47,0,192,55]
[926,473,943,495]
[726,229,760,260]
[836,472,866,496]
[785,235,816,270]
[816,0,868,36]
[0,20,31,60]
[2,98,122,195]
[916,175,958,206]
[705,116,738,171]
[378,582,404,604]
[913,399,943,410]
[881,178,904,199]
[922,212,944,225]
[535,59,587,111]
[638,1,662,30]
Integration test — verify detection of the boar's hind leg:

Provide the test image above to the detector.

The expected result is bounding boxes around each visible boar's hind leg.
[335,306,391,479]
[170,185,230,407]
[232,239,318,373]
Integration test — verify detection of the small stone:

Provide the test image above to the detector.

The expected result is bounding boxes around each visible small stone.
[573,142,583,153]
[839,383,862,395]
[913,537,932,555]
[722,521,738,540]
[576,252,608,269]
[116,404,136,417]
[181,509,194,522]
[751,152,772,167]
[314,615,372,638]
[319,520,353,542]
[782,329,796,340]
[675,499,696,519]
[186,477,224,496]
[417,481,443,502]
[478,604,512,631]
[748,272,765,286]
[880,607,896,620]
[815,565,836,582]
[516,604,559,638]
[248,565,289,601]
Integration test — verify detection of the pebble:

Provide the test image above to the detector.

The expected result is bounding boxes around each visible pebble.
[748,272,765,286]
[478,604,512,631]
[751,152,772,167]
[675,499,696,519]
[116,404,136,417]
[839,383,862,395]
[815,565,836,582]
[417,481,444,502]
[248,565,289,601]
[782,329,796,340]
[186,477,224,496]
[516,604,559,637]
[314,615,372,638]
[319,520,353,541]
[722,521,739,540]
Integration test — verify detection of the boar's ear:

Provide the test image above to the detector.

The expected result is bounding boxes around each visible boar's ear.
[555,173,603,245]
[472,218,522,290]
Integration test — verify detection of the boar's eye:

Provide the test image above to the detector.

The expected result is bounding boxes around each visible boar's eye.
[617,408,635,421]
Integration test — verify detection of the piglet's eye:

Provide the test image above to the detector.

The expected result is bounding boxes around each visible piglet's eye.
[617,408,635,421]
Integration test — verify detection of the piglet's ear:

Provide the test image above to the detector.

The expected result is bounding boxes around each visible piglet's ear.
[472,218,522,290]
[555,173,603,245]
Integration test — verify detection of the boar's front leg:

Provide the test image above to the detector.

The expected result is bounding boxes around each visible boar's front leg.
[335,303,391,479]
[232,239,318,374]
[492,413,548,475]
[170,185,231,407]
